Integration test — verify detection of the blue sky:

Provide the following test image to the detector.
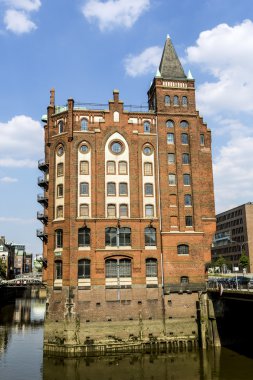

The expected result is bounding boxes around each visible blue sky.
[1,0,253,254]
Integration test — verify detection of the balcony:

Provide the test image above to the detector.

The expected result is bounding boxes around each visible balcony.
[37,211,48,224]
[37,194,48,206]
[38,159,49,172]
[36,229,48,242]
[38,175,49,189]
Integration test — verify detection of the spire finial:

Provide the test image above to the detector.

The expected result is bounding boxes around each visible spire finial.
[167,34,170,39]
[187,70,193,80]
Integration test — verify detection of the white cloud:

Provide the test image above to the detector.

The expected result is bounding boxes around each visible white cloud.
[2,0,41,12]
[0,176,18,183]
[82,0,150,31]
[124,46,162,77]
[213,134,253,213]
[1,0,41,34]
[185,20,253,116]
[0,115,43,168]
[4,9,36,34]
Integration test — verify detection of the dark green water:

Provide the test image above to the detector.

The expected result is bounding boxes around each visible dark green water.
[1,298,253,380]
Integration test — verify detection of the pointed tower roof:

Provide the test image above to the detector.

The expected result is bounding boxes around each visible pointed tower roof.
[159,35,187,80]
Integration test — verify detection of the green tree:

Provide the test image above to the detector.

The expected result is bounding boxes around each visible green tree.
[239,248,249,269]
[214,256,227,273]
[0,258,7,279]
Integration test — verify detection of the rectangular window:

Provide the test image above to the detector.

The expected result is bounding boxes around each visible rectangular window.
[57,163,64,176]
[57,184,63,197]
[144,162,152,176]
[183,174,191,185]
[119,204,128,217]
[119,183,128,196]
[168,153,175,164]
[107,161,116,174]
[80,161,89,175]
[107,204,116,217]
[144,183,153,196]
[185,216,193,226]
[118,161,127,174]
[107,182,116,196]
[168,174,176,185]
[56,206,63,218]
[182,153,190,164]
[200,134,205,146]
[145,205,154,217]
[167,133,174,144]
[80,182,89,196]
[80,204,89,217]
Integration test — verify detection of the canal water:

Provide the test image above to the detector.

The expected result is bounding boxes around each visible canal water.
[1,296,253,380]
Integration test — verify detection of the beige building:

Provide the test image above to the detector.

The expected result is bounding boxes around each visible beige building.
[212,202,253,272]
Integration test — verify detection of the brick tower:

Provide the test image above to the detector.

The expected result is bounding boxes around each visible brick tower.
[38,36,216,354]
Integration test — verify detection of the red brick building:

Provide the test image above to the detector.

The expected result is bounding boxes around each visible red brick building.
[39,37,216,351]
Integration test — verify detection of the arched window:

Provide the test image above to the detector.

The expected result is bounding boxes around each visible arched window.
[166,120,174,128]
[113,111,119,122]
[107,182,116,196]
[181,133,188,144]
[165,95,170,106]
[58,120,64,134]
[180,120,189,128]
[181,276,189,284]
[80,204,89,217]
[78,259,90,278]
[55,229,63,248]
[105,259,132,278]
[173,95,179,106]
[145,227,156,246]
[81,118,88,131]
[144,121,150,133]
[177,244,189,255]
[184,194,192,206]
[55,260,62,279]
[145,204,154,217]
[182,96,188,106]
[182,153,190,164]
[57,184,63,197]
[78,227,90,247]
[146,258,158,277]
[144,183,153,196]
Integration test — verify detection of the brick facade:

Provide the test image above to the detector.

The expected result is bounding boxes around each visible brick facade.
[38,37,216,348]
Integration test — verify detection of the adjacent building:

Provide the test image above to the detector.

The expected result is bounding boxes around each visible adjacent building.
[212,202,253,272]
[38,36,216,350]
[0,236,15,279]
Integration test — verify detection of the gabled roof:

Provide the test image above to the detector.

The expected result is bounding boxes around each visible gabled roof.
[159,35,187,80]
